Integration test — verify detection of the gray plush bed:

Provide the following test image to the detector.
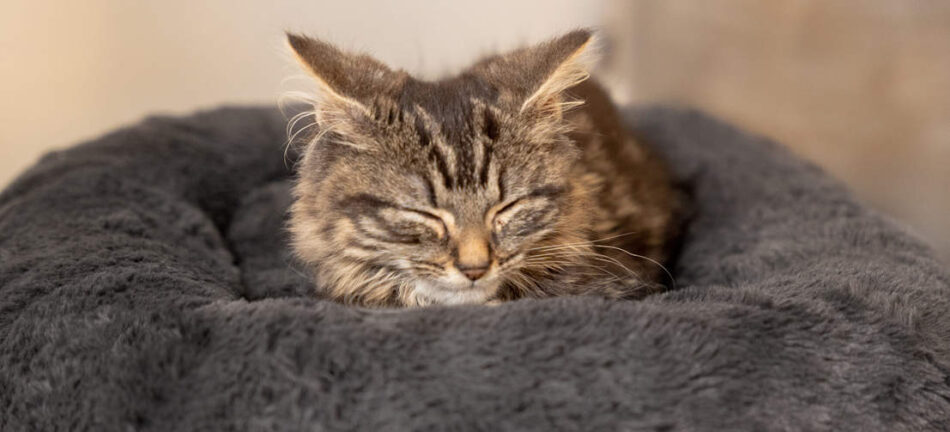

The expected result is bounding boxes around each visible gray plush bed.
[1,106,948,431]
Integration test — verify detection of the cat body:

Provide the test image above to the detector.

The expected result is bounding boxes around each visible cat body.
[287,30,681,307]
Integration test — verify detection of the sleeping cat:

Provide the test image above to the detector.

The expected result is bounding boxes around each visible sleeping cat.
[286,29,682,307]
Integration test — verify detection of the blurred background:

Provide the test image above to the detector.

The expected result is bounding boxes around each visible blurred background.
[1,1,947,260]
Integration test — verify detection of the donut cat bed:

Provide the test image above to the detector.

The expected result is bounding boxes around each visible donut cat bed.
[1,106,948,431]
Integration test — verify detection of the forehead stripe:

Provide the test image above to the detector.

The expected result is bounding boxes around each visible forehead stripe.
[478,142,493,186]
[421,175,439,207]
[428,146,455,189]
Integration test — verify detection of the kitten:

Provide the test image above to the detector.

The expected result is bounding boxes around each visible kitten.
[286,29,682,307]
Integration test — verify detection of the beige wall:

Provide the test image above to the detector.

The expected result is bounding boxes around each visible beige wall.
[0,0,604,184]
[2,1,948,260]
[604,0,950,260]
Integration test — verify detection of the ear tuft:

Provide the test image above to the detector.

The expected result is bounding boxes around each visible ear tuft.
[520,30,596,115]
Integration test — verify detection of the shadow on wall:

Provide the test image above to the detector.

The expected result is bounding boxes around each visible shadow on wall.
[604,0,950,261]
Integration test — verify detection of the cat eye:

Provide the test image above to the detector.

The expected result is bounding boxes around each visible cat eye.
[376,207,447,244]
[493,198,523,219]
[490,186,563,237]
[341,193,447,245]
[492,199,556,232]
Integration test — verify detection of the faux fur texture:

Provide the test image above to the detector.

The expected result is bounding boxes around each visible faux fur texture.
[1,106,948,431]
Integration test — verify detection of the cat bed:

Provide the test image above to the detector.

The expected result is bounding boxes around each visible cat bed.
[1,106,948,431]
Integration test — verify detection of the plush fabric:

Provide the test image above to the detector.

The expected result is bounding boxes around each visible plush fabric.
[1,105,948,431]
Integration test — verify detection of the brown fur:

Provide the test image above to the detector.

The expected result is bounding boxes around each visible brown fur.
[286,30,682,307]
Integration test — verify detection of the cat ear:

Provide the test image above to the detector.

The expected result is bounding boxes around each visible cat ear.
[286,32,398,114]
[473,29,597,117]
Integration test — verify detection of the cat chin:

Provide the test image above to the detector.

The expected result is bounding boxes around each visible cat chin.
[409,278,499,306]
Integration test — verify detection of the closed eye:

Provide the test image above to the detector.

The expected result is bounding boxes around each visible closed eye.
[395,208,447,235]
[490,185,564,224]
[339,193,448,244]
[494,198,523,217]
[376,208,447,243]
[490,188,563,237]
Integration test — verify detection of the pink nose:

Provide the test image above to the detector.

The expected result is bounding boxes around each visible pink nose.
[458,264,489,281]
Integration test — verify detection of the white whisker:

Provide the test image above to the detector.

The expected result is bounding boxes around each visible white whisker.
[591,244,676,289]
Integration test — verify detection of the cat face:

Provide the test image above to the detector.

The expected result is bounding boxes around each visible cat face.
[288,30,596,306]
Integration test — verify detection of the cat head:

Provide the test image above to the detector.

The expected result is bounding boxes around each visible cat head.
[287,30,598,306]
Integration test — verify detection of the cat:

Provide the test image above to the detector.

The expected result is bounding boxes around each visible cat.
[286,29,683,307]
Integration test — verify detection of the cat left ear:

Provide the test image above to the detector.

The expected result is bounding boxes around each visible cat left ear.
[286,32,398,113]
[473,29,597,118]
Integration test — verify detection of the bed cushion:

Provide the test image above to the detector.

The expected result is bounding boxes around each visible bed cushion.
[1,105,948,431]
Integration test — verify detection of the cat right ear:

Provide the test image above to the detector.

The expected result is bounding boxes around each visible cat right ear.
[472,29,597,118]
[286,33,397,116]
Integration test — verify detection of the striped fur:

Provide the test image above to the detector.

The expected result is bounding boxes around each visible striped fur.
[287,30,683,307]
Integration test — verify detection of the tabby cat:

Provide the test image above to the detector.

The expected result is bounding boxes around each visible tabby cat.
[286,29,682,307]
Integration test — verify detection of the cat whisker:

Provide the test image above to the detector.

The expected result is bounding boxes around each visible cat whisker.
[590,244,677,289]
[286,109,316,135]
[524,249,640,281]
[525,241,674,289]
[285,120,317,168]
[504,274,535,297]
[521,256,625,281]
[525,231,641,252]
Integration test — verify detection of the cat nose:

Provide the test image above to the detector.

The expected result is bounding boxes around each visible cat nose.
[456,229,490,281]
[457,263,489,281]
